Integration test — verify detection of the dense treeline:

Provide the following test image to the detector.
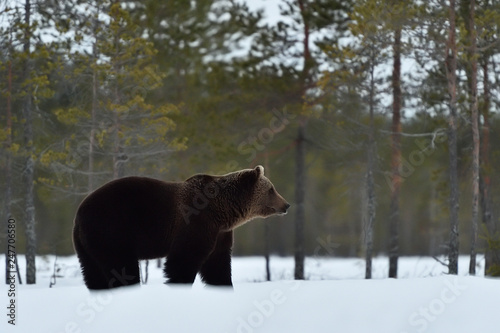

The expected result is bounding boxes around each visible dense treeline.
[1,0,500,282]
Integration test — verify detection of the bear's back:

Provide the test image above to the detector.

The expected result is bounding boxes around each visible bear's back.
[75,177,183,258]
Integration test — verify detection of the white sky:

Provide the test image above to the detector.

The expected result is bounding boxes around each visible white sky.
[244,0,283,25]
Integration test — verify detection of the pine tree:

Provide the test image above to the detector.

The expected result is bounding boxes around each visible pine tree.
[388,0,404,279]
[43,1,185,190]
[0,0,55,284]
[463,0,480,276]
[474,0,500,276]
[22,0,37,285]
[127,0,265,168]
[265,0,350,280]
[102,3,186,179]
[324,0,408,278]
[1,5,16,284]
[445,0,460,275]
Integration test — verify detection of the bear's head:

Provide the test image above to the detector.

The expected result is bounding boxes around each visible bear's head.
[247,165,290,218]
[184,166,290,229]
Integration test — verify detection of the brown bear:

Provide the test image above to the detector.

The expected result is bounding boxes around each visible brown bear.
[73,165,290,290]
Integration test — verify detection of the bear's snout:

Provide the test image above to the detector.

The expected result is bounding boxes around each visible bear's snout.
[274,202,290,215]
[268,189,290,215]
[281,202,291,214]
[264,200,290,216]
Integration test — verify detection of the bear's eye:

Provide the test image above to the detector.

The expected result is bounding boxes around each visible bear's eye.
[268,188,274,195]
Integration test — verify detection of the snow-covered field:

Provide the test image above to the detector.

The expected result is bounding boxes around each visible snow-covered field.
[1,254,498,333]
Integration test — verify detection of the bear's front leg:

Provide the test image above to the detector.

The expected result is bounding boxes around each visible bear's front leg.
[199,230,233,287]
[164,226,218,285]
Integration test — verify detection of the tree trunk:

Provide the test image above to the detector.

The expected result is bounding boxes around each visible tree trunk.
[89,21,99,192]
[140,260,149,284]
[265,222,271,281]
[294,0,311,281]
[264,155,271,281]
[468,0,479,276]
[365,59,376,280]
[112,24,124,180]
[480,57,498,275]
[389,27,402,279]
[23,0,36,284]
[445,0,459,275]
[113,112,125,179]
[112,74,125,179]
[5,55,13,284]
[294,121,306,280]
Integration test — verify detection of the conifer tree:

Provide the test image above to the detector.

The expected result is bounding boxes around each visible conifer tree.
[128,0,266,169]
[445,0,460,275]
[262,0,350,279]
[474,0,500,276]
[463,0,480,276]
[323,0,415,278]
[22,0,37,285]
[44,1,185,189]
[1,5,16,283]
[0,0,55,283]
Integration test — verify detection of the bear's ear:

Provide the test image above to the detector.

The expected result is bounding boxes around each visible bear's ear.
[255,165,264,177]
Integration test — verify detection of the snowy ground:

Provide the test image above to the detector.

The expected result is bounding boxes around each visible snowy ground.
[1,254,498,333]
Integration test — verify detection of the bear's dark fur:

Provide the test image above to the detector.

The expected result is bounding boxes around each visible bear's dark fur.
[73,166,290,290]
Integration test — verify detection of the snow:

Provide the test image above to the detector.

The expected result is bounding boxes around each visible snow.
[1,255,498,333]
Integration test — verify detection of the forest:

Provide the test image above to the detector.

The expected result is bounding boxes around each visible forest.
[1,0,500,285]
